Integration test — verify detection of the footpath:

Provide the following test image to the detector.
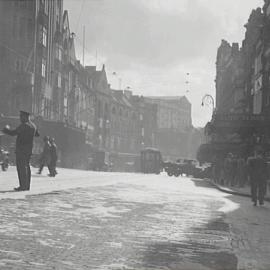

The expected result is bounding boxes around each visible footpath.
[208,179,270,202]
[208,178,270,270]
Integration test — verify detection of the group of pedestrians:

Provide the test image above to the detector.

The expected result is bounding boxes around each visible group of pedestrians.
[213,148,269,206]
[213,153,246,187]
[37,135,58,177]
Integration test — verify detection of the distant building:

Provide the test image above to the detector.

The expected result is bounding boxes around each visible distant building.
[85,65,112,153]
[145,96,192,160]
[130,95,157,150]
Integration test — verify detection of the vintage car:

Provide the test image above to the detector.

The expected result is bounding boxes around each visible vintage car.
[163,159,202,178]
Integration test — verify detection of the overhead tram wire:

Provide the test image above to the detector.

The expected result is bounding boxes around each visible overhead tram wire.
[73,36,100,66]
[75,0,86,34]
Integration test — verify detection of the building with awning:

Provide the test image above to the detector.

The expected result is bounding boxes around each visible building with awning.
[198,113,270,163]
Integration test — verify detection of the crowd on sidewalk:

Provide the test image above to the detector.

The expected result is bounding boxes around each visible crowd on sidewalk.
[212,148,269,206]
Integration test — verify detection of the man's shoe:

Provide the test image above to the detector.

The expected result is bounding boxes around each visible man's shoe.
[253,201,257,206]
[259,201,264,206]
[14,187,25,191]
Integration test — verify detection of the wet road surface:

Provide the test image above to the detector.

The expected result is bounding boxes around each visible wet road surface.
[0,174,237,270]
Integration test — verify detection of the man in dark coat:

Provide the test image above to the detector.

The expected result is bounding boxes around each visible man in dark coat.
[247,148,268,206]
[2,110,39,191]
[37,136,51,175]
[48,137,58,177]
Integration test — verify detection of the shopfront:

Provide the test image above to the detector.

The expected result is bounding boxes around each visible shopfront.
[198,113,270,163]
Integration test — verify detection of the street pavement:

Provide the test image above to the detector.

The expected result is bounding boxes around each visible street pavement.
[0,167,269,270]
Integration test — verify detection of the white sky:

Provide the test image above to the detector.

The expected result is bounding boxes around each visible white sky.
[64,0,263,127]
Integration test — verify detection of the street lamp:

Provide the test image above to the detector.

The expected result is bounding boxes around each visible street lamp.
[185,72,190,93]
[201,94,215,114]
[112,72,122,90]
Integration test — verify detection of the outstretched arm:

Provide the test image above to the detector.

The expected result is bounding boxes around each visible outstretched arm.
[2,126,19,136]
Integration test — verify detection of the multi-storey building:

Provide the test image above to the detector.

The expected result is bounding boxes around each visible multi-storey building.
[0,0,64,118]
[130,95,157,149]
[200,6,270,162]
[85,65,112,153]
[110,90,139,154]
[145,96,192,160]
[0,1,94,168]
[216,41,245,113]
[242,8,264,115]
[0,0,36,115]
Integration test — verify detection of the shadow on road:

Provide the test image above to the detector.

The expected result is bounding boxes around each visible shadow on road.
[141,178,270,270]
[141,218,237,270]
[0,189,16,194]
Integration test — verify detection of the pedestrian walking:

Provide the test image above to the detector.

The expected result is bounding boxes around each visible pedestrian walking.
[236,156,247,188]
[2,110,39,191]
[231,154,238,186]
[212,155,222,184]
[224,153,234,186]
[247,148,268,206]
[37,136,52,175]
[48,137,58,177]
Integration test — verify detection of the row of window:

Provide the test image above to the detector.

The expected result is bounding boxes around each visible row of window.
[111,106,137,119]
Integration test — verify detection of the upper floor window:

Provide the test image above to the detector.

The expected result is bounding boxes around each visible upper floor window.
[41,58,46,77]
[58,73,62,88]
[41,26,47,47]
[44,0,48,15]
[55,45,62,61]
[87,78,93,88]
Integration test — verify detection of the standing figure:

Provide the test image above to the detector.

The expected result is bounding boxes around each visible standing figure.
[229,154,238,186]
[224,153,233,186]
[2,110,39,191]
[236,156,247,188]
[247,148,268,206]
[37,136,52,175]
[48,137,58,177]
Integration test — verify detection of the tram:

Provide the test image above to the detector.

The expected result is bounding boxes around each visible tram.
[140,148,162,174]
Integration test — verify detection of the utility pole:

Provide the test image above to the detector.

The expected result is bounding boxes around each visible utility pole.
[32,0,38,115]
[83,25,85,66]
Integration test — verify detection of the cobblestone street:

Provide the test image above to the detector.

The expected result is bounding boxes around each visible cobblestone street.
[0,168,269,269]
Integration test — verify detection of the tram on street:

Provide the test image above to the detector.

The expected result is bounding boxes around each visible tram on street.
[140,148,162,174]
